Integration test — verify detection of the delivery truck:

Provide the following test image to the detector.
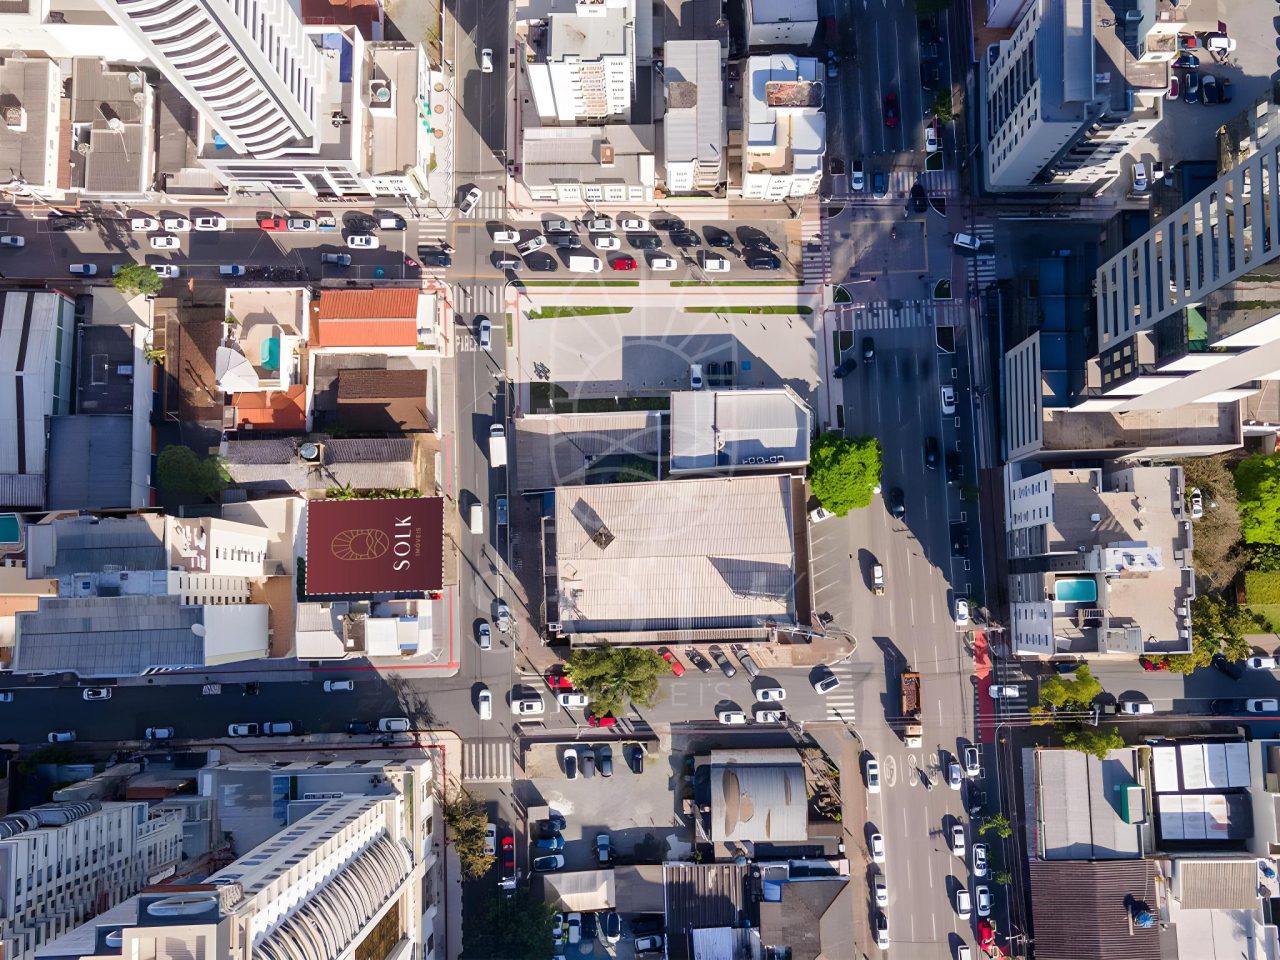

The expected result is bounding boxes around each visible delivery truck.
[489,424,507,468]
[901,670,923,747]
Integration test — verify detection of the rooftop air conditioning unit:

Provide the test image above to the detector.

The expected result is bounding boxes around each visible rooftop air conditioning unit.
[299,442,321,462]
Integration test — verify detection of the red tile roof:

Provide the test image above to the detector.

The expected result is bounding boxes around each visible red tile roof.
[310,290,422,348]
[230,386,307,431]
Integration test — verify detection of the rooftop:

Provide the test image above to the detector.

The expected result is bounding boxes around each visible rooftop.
[520,124,656,189]
[545,2,630,63]
[304,497,444,596]
[68,58,155,195]
[334,368,429,432]
[513,411,661,493]
[663,862,751,953]
[1041,402,1242,455]
[25,514,167,579]
[0,57,59,192]
[709,758,807,842]
[553,475,796,641]
[309,288,431,348]
[46,415,135,510]
[221,436,417,493]
[1028,859,1161,960]
[662,40,723,176]
[1035,746,1143,860]
[77,323,137,415]
[365,43,423,177]
[757,872,853,960]
[670,387,811,473]
[228,386,308,432]
[744,55,825,177]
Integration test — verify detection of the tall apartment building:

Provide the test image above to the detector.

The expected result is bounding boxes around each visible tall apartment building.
[40,758,440,960]
[1005,464,1194,659]
[0,800,183,960]
[525,0,636,124]
[982,0,1161,192]
[740,55,825,201]
[94,0,322,156]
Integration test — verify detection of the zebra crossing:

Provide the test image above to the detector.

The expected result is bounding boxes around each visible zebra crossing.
[968,223,997,289]
[834,299,969,331]
[412,217,450,250]
[454,188,508,221]
[463,738,515,783]
[450,281,509,315]
[822,662,858,723]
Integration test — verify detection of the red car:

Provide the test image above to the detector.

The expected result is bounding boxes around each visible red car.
[258,217,288,231]
[1139,656,1169,672]
[587,712,617,727]
[659,647,685,677]
[611,255,637,271]
[882,93,899,128]
[978,919,995,949]
[545,672,574,691]
[501,834,514,870]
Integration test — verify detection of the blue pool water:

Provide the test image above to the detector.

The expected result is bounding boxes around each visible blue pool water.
[1055,578,1097,603]
[0,513,19,545]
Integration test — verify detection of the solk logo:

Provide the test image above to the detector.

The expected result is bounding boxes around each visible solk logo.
[329,517,417,570]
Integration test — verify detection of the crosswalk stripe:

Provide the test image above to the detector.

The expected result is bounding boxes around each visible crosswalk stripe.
[968,223,997,289]
[833,299,967,331]
[463,738,514,782]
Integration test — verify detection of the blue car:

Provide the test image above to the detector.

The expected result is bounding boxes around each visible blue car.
[1184,71,1199,104]
[872,170,888,198]
[535,833,564,851]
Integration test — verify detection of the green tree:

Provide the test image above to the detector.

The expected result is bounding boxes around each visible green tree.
[1165,594,1258,673]
[444,787,495,880]
[978,813,1013,840]
[1250,543,1280,572]
[112,262,163,296]
[461,890,556,960]
[1036,664,1102,713]
[155,445,229,498]
[993,870,1013,887]
[916,0,953,14]
[565,647,665,718]
[1061,724,1126,759]
[933,89,955,123]
[810,432,883,515]
[1236,452,1280,544]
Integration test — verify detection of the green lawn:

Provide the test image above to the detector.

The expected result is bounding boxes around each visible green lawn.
[1247,604,1280,632]
[527,306,633,319]
[686,305,813,315]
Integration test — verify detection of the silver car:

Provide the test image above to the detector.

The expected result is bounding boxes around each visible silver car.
[458,186,481,216]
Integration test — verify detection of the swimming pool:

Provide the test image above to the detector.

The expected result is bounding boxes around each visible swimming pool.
[1055,578,1097,603]
[0,513,20,546]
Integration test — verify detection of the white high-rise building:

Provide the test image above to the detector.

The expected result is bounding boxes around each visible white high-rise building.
[525,0,636,124]
[0,801,183,960]
[94,0,322,156]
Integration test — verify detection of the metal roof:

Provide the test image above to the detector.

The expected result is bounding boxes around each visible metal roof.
[46,415,134,510]
[31,514,167,577]
[1175,859,1261,910]
[709,761,807,842]
[1035,747,1143,860]
[222,437,416,492]
[664,41,723,168]
[514,411,660,493]
[670,388,810,473]
[1029,860,1161,960]
[553,475,795,635]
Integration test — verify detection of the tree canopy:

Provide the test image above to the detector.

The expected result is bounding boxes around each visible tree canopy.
[565,647,665,718]
[112,263,162,296]
[461,890,556,960]
[1061,724,1126,759]
[978,813,1013,840]
[1160,593,1256,673]
[1035,664,1102,713]
[1236,453,1280,544]
[155,446,229,498]
[810,432,883,515]
[444,788,495,880]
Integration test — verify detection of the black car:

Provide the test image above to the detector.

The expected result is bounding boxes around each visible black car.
[630,916,665,936]
[541,814,567,833]
[746,254,781,271]
[950,523,969,556]
[346,720,373,734]
[924,436,940,469]
[49,215,88,232]
[1221,77,1233,103]
[888,487,906,518]
[685,648,713,672]
[420,252,451,267]
[629,234,662,250]
[920,59,940,91]
[1211,653,1244,680]
[671,230,702,248]
[550,233,582,249]
[709,644,737,678]
[946,451,963,484]
[526,253,558,271]
[1210,698,1240,716]
[628,745,644,774]
[862,336,876,361]
[833,355,857,378]
[910,182,927,213]
[598,745,613,777]
[651,216,684,232]
[581,913,597,941]
[705,227,735,248]
[1202,73,1221,104]
[918,17,938,45]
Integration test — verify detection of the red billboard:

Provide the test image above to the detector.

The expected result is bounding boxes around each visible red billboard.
[306,497,444,596]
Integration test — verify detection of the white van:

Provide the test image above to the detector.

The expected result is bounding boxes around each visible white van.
[378,215,406,230]
[569,255,602,273]
[469,502,483,534]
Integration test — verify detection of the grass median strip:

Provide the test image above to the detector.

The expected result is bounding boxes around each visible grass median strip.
[527,306,634,319]
[685,305,813,315]
[670,280,804,287]
[520,280,641,287]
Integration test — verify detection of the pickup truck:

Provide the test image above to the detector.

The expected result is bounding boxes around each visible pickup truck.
[872,563,885,595]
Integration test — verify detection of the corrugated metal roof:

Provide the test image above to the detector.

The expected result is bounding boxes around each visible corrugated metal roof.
[669,391,716,467]
[663,41,723,168]
[1036,746,1143,859]
[1176,859,1260,909]
[0,474,44,508]
[670,388,810,473]
[515,412,661,493]
[554,475,795,633]
[662,863,749,944]
[1029,860,1161,960]
[710,762,807,842]
[46,415,134,510]
[39,515,166,576]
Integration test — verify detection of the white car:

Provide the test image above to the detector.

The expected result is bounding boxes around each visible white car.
[955,598,970,626]
[972,843,988,878]
[963,745,980,776]
[83,687,112,701]
[1131,162,1149,193]
[809,506,835,524]
[851,161,866,192]
[952,232,982,251]
[48,731,76,743]
[1119,700,1155,715]
[69,263,98,275]
[753,708,787,723]
[989,685,1023,699]
[145,726,174,740]
[865,757,881,794]
[493,229,520,244]
[377,718,411,732]
[717,709,748,725]
[925,124,939,153]
[130,216,160,231]
[1247,656,1278,670]
[323,680,354,693]
[874,913,889,951]
[1189,487,1204,520]
[955,886,972,920]
[287,218,316,232]
[150,235,180,249]
[152,265,181,278]
[699,252,730,272]
[869,832,885,864]
[517,235,546,255]
[557,692,590,709]
[874,874,888,906]
[478,686,492,719]
[755,687,786,702]
[513,696,546,716]
[458,186,481,216]
[586,215,612,232]
[1247,699,1280,713]
[813,672,841,694]
[0,235,25,248]
[481,48,494,73]
[593,235,620,250]
[941,385,956,415]
[649,256,677,271]
[194,215,227,231]
[162,216,191,232]
[976,885,992,917]
[484,822,497,857]
[620,217,650,232]
[227,723,259,737]
[347,234,379,249]
[951,824,966,857]
[478,623,492,650]
[220,265,246,276]
[495,602,511,633]
[947,761,962,790]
